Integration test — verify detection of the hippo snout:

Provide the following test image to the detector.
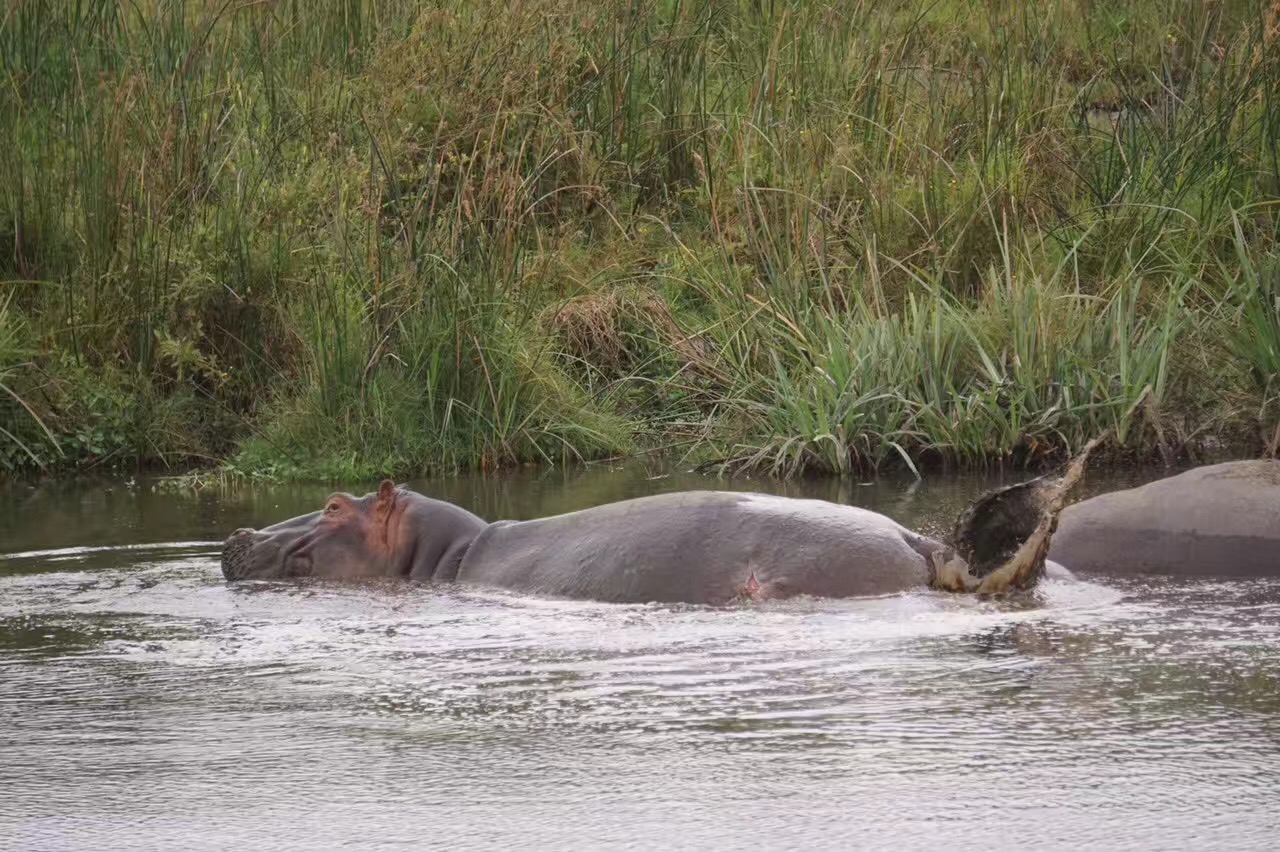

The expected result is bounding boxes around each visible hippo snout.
[220,528,257,580]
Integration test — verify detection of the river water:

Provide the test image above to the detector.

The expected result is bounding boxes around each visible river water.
[2,463,1279,850]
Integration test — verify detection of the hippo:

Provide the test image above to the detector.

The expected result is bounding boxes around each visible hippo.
[220,440,1101,604]
[1049,459,1280,578]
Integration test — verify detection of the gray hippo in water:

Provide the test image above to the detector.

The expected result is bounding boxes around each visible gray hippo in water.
[222,440,1103,603]
[1049,459,1280,578]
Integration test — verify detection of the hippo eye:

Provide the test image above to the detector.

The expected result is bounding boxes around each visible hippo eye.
[325,501,341,515]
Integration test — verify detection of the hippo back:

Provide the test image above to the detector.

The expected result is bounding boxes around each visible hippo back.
[455,490,933,604]
[1049,460,1280,578]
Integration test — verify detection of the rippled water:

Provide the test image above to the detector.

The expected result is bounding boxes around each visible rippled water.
[2,464,1279,850]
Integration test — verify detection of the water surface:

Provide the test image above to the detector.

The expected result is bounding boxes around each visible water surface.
[2,464,1279,850]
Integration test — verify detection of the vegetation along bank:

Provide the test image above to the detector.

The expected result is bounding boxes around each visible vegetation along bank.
[2,0,1279,481]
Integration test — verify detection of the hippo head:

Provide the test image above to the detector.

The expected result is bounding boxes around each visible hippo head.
[221,480,484,582]
[930,434,1105,595]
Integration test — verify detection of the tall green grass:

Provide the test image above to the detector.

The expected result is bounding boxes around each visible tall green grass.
[1,0,1278,480]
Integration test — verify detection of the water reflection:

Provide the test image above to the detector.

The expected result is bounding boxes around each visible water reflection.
[1,464,1278,849]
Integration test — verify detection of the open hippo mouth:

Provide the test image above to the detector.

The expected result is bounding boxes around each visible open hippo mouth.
[220,528,314,580]
[931,434,1106,594]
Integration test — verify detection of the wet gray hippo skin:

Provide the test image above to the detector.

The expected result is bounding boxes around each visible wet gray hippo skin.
[1049,460,1280,578]
[458,491,939,603]
[222,483,947,604]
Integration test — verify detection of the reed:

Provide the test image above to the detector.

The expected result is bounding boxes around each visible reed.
[1,0,1277,479]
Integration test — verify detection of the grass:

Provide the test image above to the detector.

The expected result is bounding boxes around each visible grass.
[0,0,1278,481]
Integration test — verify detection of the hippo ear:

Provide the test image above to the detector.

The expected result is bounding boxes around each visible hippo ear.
[375,479,397,514]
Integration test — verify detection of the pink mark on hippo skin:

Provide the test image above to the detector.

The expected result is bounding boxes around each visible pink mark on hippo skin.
[735,571,794,603]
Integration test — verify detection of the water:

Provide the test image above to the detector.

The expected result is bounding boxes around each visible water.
[2,464,1279,850]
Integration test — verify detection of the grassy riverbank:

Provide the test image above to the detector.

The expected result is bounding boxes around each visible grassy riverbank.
[2,0,1279,481]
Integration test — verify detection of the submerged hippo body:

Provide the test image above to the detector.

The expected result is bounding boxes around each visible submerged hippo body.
[222,440,1105,604]
[461,492,939,603]
[1049,460,1280,578]
[222,483,945,604]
